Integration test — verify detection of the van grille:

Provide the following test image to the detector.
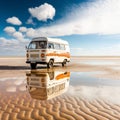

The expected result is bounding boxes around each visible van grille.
[30,82,40,86]
[30,50,39,52]
[30,54,39,58]
[31,78,39,81]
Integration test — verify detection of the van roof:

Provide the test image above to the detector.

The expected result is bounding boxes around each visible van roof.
[32,37,68,44]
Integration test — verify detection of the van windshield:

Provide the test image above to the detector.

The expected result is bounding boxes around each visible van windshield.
[28,41,47,49]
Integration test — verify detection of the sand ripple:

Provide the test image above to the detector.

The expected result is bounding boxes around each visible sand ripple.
[0,93,120,120]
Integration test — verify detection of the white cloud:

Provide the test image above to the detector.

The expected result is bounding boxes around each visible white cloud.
[4,26,25,41]
[28,3,55,21]
[1,36,120,56]
[4,26,16,34]
[14,79,24,85]
[0,37,29,56]
[6,86,16,92]
[5,0,120,38]
[68,85,120,104]
[19,86,26,91]
[0,37,18,46]
[27,0,120,37]
[25,27,49,38]
[2,0,120,56]
[13,31,24,40]
[26,17,36,25]
[6,16,22,25]
[26,28,36,38]
[19,27,27,32]
[70,45,120,56]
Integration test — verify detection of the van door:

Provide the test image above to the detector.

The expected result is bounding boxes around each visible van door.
[47,42,56,62]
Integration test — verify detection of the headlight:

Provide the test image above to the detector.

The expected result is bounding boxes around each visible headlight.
[41,53,45,58]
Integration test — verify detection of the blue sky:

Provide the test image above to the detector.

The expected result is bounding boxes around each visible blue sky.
[0,0,120,56]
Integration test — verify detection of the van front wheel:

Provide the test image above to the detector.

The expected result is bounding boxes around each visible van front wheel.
[47,60,54,68]
[30,63,37,69]
[62,59,67,67]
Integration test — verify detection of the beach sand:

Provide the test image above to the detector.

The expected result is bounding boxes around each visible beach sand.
[0,56,120,120]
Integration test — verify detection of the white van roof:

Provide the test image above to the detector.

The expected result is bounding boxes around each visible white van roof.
[32,37,68,45]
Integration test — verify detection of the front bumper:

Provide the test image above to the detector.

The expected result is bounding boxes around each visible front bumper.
[26,61,47,64]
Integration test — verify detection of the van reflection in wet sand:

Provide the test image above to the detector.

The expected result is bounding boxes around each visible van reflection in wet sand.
[26,70,70,100]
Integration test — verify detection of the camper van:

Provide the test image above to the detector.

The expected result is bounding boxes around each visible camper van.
[26,37,70,69]
[26,70,70,100]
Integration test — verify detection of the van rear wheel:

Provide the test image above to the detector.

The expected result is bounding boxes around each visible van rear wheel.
[47,60,54,68]
[30,63,37,69]
[62,59,67,67]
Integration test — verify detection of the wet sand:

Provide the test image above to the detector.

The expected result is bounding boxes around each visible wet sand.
[1,56,120,79]
[0,56,120,120]
[1,92,120,120]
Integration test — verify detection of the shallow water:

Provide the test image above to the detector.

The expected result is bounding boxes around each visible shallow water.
[0,70,120,120]
[79,60,120,65]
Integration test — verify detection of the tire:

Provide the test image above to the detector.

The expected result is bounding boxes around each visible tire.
[47,60,54,68]
[62,59,67,67]
[30,63,37,69]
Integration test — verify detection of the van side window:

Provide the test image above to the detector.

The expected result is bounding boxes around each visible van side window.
[54,43,60,50]
[60,44,65,50]
[48,43,54,49]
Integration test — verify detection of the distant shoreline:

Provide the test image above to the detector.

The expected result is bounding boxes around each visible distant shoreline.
[1,56,120,61]
[0,56,120,57]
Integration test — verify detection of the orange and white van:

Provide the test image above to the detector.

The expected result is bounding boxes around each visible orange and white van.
[26,70,70,100]
[26,37,70,69]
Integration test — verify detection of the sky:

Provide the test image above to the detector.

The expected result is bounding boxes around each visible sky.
[0,0,120,56]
